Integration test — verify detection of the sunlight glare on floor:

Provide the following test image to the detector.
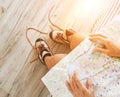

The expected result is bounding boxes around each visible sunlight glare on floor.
[73,0,105,17]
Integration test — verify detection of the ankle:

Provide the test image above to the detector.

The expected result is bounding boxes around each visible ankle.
[65,29,76,42]
[44,55,52,65]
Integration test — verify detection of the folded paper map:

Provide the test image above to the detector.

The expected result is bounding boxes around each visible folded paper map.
[42,16,120,97]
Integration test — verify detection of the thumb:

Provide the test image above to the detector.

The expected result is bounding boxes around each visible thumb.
[86,79,94,91]
[94,47,108,54]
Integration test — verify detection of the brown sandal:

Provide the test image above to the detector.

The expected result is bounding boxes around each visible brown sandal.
[49,29,76,44]
[49,30,70,44]
[35,37,53,65]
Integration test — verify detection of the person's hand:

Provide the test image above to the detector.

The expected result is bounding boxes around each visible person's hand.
[66,72,94,97]
[89,34,120,57]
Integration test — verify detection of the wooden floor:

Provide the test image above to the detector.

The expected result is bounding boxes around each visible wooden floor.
[0,0,115,97]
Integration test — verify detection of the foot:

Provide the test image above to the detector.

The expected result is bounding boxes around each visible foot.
[49,30,70,44]
[35,37,53,65]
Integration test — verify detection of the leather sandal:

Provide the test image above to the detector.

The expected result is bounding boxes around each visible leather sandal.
[49,30,70,44]
[35,37,53,66]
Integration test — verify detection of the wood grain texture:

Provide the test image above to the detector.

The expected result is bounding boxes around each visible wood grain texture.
[0,0,118,97]
[0,0,70,97]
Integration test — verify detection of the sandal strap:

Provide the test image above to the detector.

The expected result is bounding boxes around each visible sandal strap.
[39,50,52,65]
[35,38,53,66]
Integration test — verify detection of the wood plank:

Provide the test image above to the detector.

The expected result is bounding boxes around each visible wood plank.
[0,0,70,96]
[0,0,118,97]
[38,87,50,97]
[8,50,48,97]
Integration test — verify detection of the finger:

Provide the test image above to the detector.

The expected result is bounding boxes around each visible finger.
[89,35,106,42]
[68,73,75,91]
[74,72,84,90]
[72,72,78,90]
[89,36,109,46]
[66,81,73,93]
[89,34,107,38]
[86,79,94,92]
[94,47,109,54]
[68,73,73,83]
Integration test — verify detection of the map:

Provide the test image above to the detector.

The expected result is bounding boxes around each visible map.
[42,16,120,97]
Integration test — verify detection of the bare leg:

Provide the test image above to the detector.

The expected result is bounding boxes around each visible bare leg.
[66,29,87,50]
[45,29,88,69]
[44,54,67,70]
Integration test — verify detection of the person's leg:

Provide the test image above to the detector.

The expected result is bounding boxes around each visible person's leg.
[44,30,87,69]
[36,30,88,70]
[49,29,87,50]
[44,30,88,69]
[65,29,87,50]
[35,38,67,70]
[44,54,67,70]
